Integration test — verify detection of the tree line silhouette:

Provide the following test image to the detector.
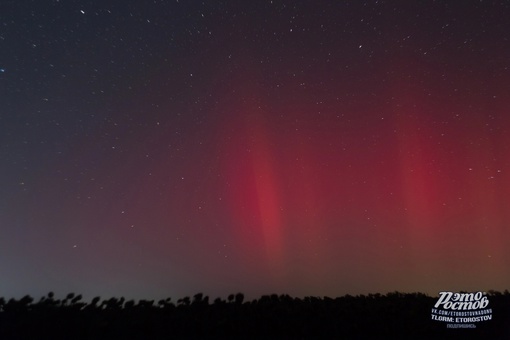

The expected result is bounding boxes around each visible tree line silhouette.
[1,290,509,339]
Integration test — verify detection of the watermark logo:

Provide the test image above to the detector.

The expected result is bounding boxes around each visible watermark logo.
[431,291,492,329]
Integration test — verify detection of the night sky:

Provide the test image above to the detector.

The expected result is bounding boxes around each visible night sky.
[1,0,510,301]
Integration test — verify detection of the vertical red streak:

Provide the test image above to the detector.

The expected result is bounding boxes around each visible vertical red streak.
[220,105,285,273]
[252,132,284,263]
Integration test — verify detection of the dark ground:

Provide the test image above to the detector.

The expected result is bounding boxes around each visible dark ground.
[1,291,509,339]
